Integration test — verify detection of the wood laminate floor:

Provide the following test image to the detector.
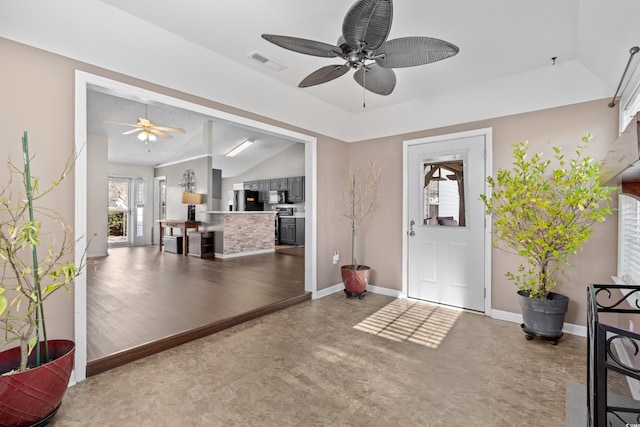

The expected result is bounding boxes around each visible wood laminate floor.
[86,245,307,376]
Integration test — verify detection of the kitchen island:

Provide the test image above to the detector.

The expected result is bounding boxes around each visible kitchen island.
[203,211,276,258]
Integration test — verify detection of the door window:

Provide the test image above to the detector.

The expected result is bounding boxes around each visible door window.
[422,158,465,227]
[108,178,130,244]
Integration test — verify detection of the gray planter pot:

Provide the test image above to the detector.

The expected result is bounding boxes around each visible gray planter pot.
[517,290,569,342]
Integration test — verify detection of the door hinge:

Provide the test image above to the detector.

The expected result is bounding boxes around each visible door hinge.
[484,288,486,298]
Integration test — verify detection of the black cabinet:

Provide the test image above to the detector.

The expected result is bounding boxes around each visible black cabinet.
[287,176,305,202]
[279,217,305,245]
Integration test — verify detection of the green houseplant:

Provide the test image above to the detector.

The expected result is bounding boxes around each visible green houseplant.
[481,133,614,341]
[0,132,83,426]
[341,160,382,299]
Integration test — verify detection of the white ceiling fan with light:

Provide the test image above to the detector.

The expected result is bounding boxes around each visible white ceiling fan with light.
[108,104,185,143]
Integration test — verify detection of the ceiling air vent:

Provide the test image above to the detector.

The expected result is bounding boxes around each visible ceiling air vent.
[246,51,286,72]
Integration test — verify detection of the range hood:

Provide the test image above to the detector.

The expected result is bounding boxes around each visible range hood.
[601,112,640,184]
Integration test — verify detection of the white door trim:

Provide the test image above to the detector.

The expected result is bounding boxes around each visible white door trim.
[152,176,166,246]
[402,128,493,315]
[74,71,318,383]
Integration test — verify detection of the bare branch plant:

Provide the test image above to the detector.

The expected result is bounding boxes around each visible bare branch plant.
[342,160,382,269]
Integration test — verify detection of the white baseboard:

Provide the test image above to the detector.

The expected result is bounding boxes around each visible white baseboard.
[313,283,344,299]
[491,309,587,337]
[313,283,404,299]
[214,248,275,259]
[367,284,404,298]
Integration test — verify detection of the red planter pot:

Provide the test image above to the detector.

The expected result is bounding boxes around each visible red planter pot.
[341,265,371,294]
[0,340,75,427]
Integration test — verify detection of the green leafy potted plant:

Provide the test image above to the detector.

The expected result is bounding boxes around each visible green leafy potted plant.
[481,133,614,343]
[341,160,382,299]
[0,132,84,427]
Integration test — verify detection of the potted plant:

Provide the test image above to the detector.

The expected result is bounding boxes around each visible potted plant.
[0,132,84,427]
[481,133,614,343]
[341,160,382,299]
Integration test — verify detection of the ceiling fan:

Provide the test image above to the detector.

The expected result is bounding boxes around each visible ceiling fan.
[109,105,185,142]
[261,0,459,97]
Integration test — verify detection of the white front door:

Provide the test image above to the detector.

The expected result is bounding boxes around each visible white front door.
[405,131,488,311]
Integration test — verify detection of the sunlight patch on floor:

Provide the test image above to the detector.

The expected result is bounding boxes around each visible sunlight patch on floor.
[353,299,461,348]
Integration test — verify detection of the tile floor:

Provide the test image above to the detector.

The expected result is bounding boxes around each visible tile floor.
[55,293,586,426]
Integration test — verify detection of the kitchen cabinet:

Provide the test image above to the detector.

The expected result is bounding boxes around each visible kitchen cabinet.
[270,178,288,191]
[245,176,304,202]
[287,176,305,202]
[258,180,271,202]
[279,217,305,245]
[279,217,296,245]
[243,181,259,191]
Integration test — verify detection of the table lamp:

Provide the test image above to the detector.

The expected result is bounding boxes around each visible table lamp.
[182,192,203,221]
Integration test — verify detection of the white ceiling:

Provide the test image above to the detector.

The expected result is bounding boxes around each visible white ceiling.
[101,0,582,114]
[87,89,297,175]
[2,0,640,146]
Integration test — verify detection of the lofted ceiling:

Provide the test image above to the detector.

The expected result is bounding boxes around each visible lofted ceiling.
[87,89,297,176]
[1,1,639,146]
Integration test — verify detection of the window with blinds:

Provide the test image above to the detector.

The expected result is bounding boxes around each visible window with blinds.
[618,194,640,285]
[615,194,640,398]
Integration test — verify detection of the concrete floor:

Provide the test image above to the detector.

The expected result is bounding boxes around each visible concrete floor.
[55,293,586,426]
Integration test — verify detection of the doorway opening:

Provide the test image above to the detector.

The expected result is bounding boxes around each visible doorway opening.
[74,71,318,382]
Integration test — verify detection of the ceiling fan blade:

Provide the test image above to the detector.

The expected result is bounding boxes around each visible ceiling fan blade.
[342,0,393,51]
[374,37,459,68]
[299,64,350,88]
[353,64,396,95]
[122,128,143,135]
[153,125,185,133]
[137,118,152,127]
[262,34,341,58]
[149,129,172,139]
[105,121,141,128]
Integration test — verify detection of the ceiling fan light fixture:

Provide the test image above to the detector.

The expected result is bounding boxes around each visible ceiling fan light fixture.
[226,139,254,158]
[137,130,157,142]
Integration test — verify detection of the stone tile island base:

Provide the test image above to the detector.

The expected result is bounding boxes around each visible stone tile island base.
[205,211,276,258]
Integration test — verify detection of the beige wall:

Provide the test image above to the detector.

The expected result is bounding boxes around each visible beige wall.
[317,136,352,289]
[0,34,622,356]
[349,99,619,325]
[1,39,78,347]
[0,37,352,350]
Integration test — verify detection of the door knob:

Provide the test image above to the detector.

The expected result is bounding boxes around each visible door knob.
[408,220,415,237]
